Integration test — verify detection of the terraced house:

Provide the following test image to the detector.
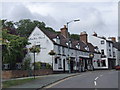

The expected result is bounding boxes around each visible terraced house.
[26,25,104,72]
[89,32,118,69]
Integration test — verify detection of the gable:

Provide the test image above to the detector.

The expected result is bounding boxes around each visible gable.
[28,27,53,46]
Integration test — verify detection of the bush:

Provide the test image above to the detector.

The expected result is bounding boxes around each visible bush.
[34,62,42,70]
[46,63,52,69]
[32,62,52,69]
[22,55,31,70]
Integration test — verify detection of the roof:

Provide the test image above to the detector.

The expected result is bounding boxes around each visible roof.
[93,36,113,43]
[36,27,100,54]
[113,42,120,50]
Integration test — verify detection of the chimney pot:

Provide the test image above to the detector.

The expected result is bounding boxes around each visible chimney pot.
[60,25,68,38]
[80,31,88,44]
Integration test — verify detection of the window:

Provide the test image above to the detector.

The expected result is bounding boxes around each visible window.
[101,49,104,55]
[62,47,65,55]
[101,40,104,44]
[58,59,62,69]
[101,60,106,67]
[113,52,115,57]
[97,60,100,67]
[78,43,80,49]
[36,45,40,48]
[58,46,60,54]
[55,58,57,64]
[109,49,111,56]
[108,42,111,47]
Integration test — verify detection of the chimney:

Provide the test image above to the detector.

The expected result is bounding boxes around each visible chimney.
[93,32,97,37]
[108,37,116,42]
[60,25,69,38]
[80,31,88,44]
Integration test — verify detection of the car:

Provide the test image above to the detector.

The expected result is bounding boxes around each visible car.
[115,65,120,70]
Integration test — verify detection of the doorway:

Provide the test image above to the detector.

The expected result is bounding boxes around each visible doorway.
[63,59,65,72]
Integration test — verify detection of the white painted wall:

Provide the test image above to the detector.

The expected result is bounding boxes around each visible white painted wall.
[88,35,117,69]
[26,27,54,65]
[88,36,107,56]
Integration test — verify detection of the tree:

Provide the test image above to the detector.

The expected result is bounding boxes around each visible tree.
[1,19,17,35]
[2,29,28,69]
[70,34,80,40]
[15,19,56,37]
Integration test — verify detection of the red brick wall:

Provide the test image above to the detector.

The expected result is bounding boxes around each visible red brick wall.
[2,69,53,79]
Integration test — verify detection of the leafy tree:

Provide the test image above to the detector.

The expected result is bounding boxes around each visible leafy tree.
[15,19,55,37]
[2,29,28,69]
[70,34,80,40]
[1,19,17,35]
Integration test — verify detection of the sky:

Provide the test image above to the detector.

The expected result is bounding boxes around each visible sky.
[0,0,119,39]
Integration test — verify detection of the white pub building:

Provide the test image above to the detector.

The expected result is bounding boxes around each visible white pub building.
[26,26,117,72]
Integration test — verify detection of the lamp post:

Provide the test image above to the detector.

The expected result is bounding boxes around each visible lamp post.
[29,45,40,79]
[67,19,80,73]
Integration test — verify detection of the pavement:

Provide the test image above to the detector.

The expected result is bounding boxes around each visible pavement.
[2,72,81,89]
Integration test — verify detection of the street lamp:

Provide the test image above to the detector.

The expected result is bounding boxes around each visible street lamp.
[67,19,80,73]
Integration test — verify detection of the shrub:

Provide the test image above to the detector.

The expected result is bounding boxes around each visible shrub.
[22,55,31,70]
[46,63,52,69]
[34,62,42,70]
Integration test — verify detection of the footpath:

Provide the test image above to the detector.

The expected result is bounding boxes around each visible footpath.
[2,73,80,89]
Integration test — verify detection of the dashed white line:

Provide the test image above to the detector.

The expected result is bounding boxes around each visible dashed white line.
[95,77,99,81]
[94,77,99,86]
[94,81,97,86]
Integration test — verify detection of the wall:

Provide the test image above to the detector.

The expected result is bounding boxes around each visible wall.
[88,36,107,55]
[26,27,54,65]
[2,69,53,79]
[92,53,108,69]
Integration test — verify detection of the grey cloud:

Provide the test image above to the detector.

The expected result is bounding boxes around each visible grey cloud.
[1,2,118,38]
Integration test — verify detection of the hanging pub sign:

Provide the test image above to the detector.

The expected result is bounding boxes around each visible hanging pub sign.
[89,53,94,58]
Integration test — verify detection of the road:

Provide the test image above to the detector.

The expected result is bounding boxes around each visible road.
[45,70,120,89]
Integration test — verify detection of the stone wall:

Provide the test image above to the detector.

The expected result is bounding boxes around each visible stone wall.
[2,69,53,79]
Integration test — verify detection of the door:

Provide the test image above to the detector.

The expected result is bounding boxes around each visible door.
[70,60,74,72]
[63,59,65,72]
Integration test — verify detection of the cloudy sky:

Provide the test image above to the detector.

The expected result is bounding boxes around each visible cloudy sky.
[1,0,119,39]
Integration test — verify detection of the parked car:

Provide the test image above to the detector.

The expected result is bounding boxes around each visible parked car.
[115,65,120,70]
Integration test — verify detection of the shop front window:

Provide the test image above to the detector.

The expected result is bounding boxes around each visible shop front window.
[97,60,100,67]
[101,60,106,67]
[58,58,62,69]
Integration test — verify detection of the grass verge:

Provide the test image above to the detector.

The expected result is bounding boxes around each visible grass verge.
[2,78,35,88]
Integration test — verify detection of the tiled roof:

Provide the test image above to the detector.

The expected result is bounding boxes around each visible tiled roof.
[113,42,120,50]
[40,28,98,53]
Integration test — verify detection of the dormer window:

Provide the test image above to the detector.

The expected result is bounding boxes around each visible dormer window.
[85,46,89,51]
[56,36,59,39]
[76,43,80,49]
[95,46,99,52]
[53,36,60,44]
[101,40,104,44]
[66,42,68,46]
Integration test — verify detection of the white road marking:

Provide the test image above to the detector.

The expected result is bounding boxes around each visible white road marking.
[95,77,99,81]
[100,75,103,77]
[94,81,97,86]
[94,77,99,86]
